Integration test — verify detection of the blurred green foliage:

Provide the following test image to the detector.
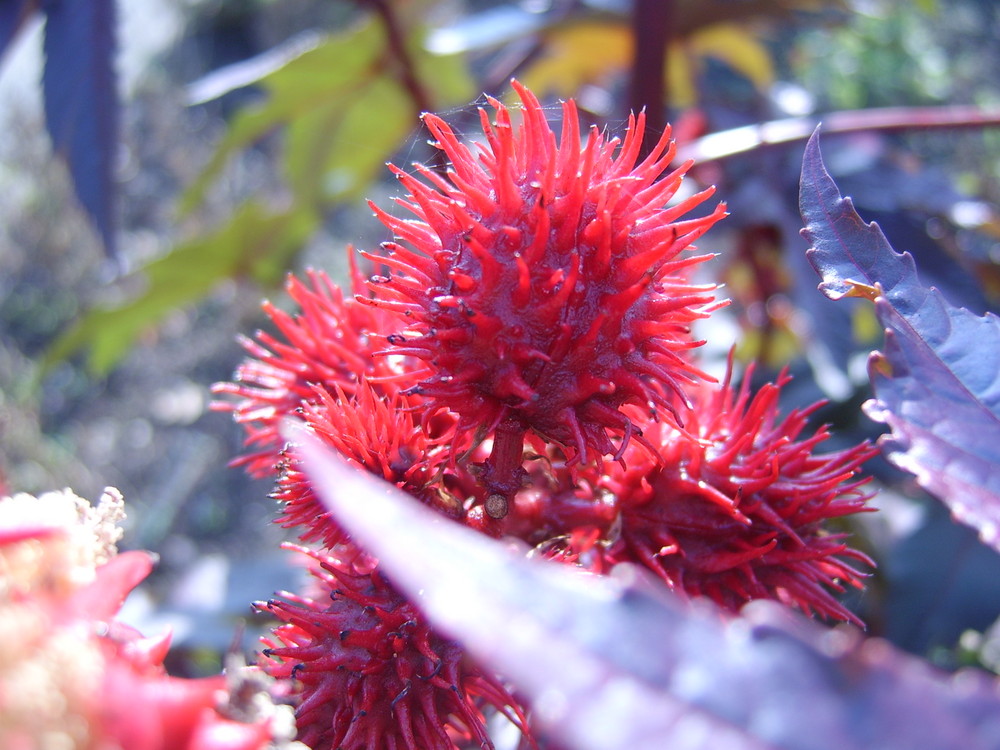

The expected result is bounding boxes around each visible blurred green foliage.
[47,202,318,374]
[52,10,474,375]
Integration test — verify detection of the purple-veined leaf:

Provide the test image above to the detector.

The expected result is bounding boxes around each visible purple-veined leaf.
[0,0,38,60]
[289,423,1000,750]
[799,129,1000,553]
[42,0,117,258]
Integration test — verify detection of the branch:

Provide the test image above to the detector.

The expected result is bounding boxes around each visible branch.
[677,105,1000,163]
[367,0,434,116]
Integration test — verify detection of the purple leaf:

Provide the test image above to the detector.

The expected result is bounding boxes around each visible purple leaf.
[290,424,1000,750]
[799,130,922,312]
[799,129,1000,552]
[42,0,118,258]
[0,0,38,59]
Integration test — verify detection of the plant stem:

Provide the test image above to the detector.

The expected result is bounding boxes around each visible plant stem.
[368,0,434,116]
[481,417,528,520]
[629,0,674,159]
[365,0,448,172]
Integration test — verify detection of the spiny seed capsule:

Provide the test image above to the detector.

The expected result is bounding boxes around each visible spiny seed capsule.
[363,80,727,513]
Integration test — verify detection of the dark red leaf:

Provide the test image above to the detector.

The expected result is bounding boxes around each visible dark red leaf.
[42,0,118,258]
[291,425,1000,750]
[799,129,1000,552]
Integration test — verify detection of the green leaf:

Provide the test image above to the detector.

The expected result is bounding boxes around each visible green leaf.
[182,19,474,212]
[409,29,475,108]
[285,75,412,204]
[281,26,474,205]
[47,203,318,375]
[179,19,387,214]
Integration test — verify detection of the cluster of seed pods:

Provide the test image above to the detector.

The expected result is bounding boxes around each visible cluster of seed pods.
[217,81,875,750]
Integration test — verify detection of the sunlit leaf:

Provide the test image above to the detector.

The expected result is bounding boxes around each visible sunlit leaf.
[408,25,476,108]
[520,20,772,108]
[185,30,326,106]
[282,78,407,205]
[447,0,846,55]
[519,21,632,99]
[284,39,472,204]
[42,0,118,257]
[799,129,1000,552]
[47,203,318,375]
[179,19,387,214]
[292,427,1000,750]
[74,15,471,376]
[182,18,473,212]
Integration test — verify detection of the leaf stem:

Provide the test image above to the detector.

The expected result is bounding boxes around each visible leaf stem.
[367,0,434,116]
[364,0,449,173]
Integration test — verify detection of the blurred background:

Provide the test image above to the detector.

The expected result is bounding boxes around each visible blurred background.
[2,0,1000,675]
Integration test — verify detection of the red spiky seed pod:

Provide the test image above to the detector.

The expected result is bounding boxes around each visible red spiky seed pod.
[273,380,467,548]
[363,81,727,516]
[604,363,876,624]
[258,544,535,750]
[213,259,412,479]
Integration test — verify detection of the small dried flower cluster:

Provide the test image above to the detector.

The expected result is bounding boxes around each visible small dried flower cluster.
[0,487,300,750]
[219,81,874,749]
[0,486,124,597]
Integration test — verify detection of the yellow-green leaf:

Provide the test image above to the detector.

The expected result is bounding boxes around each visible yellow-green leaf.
[520,21,632,100]
[519,20,773,109]
[179,18,387,214]
[47,203,318,375]
[182,19,474,212]
[285,75,412,204]
[282,29,474,205]
[409,30,477,109]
